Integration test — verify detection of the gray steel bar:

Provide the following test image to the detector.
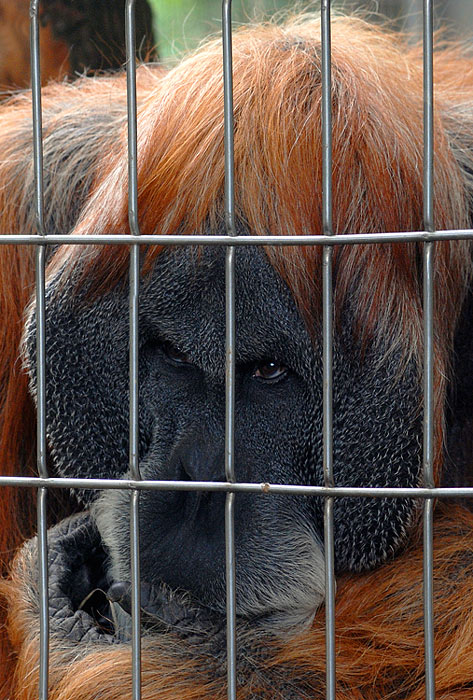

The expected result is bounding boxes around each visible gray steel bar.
[129,488,141,695]
[423,497,435,698]
[126,0,141,239]
[321,1,333,242]
[1,475,473,498]
[423,0,434,237]
[225,491,237,695]
[423,1,435,697]
[222,0,236,239]
[321,2,336,698]
[2,229,472,247]
[224,247,237,700]
[323,495,336,694]
[36,487,49,699]
[222,2,237,697]
[423,243,434,490]
[30,2,49,698]
[35,243,49,700]
[30,0,44,236]
[126,1,142,697]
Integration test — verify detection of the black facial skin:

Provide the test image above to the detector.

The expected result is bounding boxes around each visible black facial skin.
[26,244,421,627]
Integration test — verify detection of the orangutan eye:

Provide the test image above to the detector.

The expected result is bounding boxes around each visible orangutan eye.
[163,342,193,365]
[253,361,288,382]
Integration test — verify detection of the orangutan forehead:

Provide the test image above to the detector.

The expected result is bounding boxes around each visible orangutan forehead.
[40,14,472,377]
[138,245,314,374]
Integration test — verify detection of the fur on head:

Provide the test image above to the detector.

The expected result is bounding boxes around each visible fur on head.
[48,14,473,480]
[19,13,473,625]
[0,12,473,699]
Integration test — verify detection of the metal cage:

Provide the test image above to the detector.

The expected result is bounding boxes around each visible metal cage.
[1,1,473,699]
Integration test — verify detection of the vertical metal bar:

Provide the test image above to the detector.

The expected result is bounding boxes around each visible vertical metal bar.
[321,3,336,699]
[126,0,141,240]
[30,2,49,698]
[423,0,434,238]
[30,1,44,236]
[423,496,435,698]
[222,2,237,699]
[222,1,236,239]
[422,1,435,698]
[126,2,142,698]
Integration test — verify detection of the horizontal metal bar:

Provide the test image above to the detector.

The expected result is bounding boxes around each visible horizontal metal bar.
[1,476,472,498]
[1,230,473,247]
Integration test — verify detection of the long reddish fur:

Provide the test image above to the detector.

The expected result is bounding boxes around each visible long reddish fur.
[0,15,472,698]
[2,504,473,699]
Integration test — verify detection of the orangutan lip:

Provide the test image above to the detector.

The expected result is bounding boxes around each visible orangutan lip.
[107,579,225,638]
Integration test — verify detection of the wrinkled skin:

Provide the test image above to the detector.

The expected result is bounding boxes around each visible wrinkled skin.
[26,244,421,632]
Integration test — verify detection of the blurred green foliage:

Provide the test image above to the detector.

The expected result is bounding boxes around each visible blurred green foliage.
[149,0,297,60]
[149,1,473,61]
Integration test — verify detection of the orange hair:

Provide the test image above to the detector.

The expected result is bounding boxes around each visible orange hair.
[2,504,473,699]
[50,16,473,483]
[0,14,473,698]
